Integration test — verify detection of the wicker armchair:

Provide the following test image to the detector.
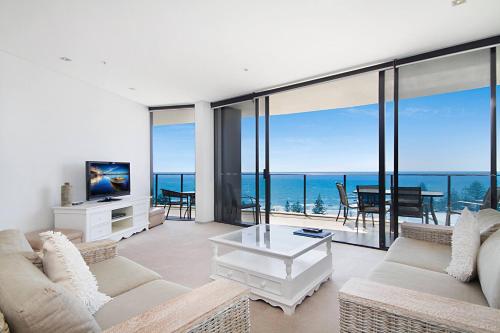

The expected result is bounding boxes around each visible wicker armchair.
[339,223,500,333]
[76,240,250,333]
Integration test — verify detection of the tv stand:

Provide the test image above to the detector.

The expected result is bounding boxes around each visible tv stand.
[53,196,149,242]
[98,197,122,203]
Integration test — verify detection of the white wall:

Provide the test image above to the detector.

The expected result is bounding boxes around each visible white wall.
[0,52,150,232]
[194,101,214,223]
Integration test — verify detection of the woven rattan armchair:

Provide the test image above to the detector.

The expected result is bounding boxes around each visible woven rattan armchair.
[338,223,500,333]
[75,240,250,333]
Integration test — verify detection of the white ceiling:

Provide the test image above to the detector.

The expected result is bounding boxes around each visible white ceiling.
[1,0,499,107]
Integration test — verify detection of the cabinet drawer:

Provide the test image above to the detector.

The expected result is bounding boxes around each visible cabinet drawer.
[248,274,282,295]
[90,222,111,240]
[89,211,110,227]
[216,265,246,283]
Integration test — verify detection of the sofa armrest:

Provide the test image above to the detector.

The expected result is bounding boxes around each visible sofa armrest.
[339,278,500,333]
[75,239,117,265]
[400,222,453,245]
[104,279,250,333]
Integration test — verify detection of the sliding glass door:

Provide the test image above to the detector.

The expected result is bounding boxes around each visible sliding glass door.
[214,100,263,226]
[260,72,386,247]
[395,49,490,229]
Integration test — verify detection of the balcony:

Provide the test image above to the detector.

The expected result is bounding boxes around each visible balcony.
[153,172,492,247]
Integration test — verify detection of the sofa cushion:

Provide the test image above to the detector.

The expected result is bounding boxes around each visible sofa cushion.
[40,231,111,314]
[385,237,451,273]
[369,261,488,306]
[477,228,500,308]
[25,228,83,251]
[0,311,9,333]
[0,229,33,254]
[89,256,161,297]
[446,208,480,282]
[94,279,191,330]
[477,208,500,243]
[0,254,100,333]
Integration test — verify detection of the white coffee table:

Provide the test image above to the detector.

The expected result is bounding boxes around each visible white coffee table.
[209,225,333,315]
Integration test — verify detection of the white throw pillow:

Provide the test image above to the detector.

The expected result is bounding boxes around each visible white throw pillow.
[446,208,481,282]
[40,231,111,314]
[477,208,500,243]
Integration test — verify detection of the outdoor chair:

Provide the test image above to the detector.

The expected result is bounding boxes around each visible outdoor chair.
[161,189,189,219]
[355,185,382,231]
[335,182,358,224]
[390,186,425,225]
[226,183,260,224]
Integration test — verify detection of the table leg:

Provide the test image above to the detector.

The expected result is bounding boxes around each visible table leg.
[430,197,438,225]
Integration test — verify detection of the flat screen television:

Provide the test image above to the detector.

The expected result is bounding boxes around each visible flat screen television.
[86,161,130,201]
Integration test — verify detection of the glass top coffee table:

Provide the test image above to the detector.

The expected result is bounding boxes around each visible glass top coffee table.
[209,225,333,315]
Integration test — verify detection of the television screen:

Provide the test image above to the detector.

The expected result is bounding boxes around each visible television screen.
[86,161,130,200]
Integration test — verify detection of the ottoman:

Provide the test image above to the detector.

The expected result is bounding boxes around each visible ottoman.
[149,207,165,228]
[25,228,83,251]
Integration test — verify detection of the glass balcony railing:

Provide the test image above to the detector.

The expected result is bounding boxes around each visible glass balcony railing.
[153,172,492,225]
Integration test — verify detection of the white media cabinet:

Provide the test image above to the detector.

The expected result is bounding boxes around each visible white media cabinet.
[53,196,149,242]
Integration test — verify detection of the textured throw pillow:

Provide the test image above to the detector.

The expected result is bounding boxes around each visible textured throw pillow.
[40,231,111,314]
[446,208,481,282]
[477,208,500,243]
[0,311,9,333]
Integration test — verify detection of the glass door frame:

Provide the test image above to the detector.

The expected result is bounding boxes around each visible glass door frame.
[390,47,498,246]
[211,37,500,249]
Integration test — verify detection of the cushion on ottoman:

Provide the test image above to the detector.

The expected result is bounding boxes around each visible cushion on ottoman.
[149,207,165,228]
[25,228,83,251]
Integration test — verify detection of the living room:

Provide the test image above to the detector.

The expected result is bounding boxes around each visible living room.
[1,1,500,332]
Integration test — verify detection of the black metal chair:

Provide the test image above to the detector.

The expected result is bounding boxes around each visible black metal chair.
[355,185,393,230]
[161,189,189,219]
[391,187,425,224]
[335,182,358,224]
[226,183,260,224]
[355,185,381,231]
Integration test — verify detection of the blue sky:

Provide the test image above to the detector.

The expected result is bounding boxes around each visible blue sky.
[153,87,492,173]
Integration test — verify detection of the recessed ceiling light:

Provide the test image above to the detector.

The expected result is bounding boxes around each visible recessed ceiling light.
[243,68,249,72]
[59,57,72,62]
[451,0,466,6]
[128,87,136,91]
[102,60,107,65]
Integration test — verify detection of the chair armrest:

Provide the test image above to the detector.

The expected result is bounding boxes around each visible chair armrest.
[339,278,500,333]
[75,239,117,265]
[104,279,250,333]
[400,222,453,245]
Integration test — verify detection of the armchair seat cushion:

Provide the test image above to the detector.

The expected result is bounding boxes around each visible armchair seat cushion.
[94,280,191,330]
[385,237,451,273]
[368,261,488,306]
[89,256,161,297]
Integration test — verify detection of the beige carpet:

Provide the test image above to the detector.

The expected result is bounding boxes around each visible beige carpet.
[118,221,385,333]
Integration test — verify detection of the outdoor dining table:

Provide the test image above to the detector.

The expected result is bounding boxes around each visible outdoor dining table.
[353,189,444,225]
[181,191,196,220]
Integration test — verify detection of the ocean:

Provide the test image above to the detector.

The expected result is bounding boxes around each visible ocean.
[153,172,492,218]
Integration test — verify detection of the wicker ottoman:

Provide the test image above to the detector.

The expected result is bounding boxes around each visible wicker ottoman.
[25,228,83,251]
[149,207,165,228]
